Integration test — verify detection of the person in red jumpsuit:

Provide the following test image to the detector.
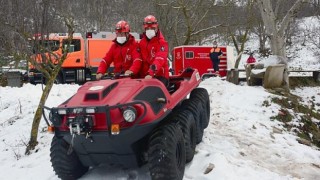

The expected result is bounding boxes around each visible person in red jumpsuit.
[131,15,169,86]
[96,20,142,80]
[246,53,256,64]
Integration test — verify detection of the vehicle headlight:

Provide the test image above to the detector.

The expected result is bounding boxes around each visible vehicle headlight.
[72,108,83,114]
[58,109,67,115]
[86,107,96,113]
[123,106,137,123]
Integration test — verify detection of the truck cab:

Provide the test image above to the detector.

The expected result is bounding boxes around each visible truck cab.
[28,32,140,84]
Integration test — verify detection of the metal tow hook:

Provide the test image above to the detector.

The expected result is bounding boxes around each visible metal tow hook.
[67,133,75,155]
[86,132,94,143]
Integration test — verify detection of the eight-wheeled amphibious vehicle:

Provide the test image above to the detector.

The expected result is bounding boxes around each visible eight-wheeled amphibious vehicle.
[48,68,210,180]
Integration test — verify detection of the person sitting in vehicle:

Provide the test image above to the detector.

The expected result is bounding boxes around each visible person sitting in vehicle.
[130,15,169,86]
[96,20,142,80]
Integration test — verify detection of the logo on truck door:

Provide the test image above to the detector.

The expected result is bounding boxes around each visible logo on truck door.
[196,72,200,81]
[176,52,181,60]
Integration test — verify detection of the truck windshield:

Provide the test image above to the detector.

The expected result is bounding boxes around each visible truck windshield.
[62,39,81,53]
[33,40,60,53]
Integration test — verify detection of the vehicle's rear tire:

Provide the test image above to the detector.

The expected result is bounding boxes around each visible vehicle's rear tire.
[50,136,88,180]
[190,88,210,128]
[148,122,186,180]
[182,99,204,144]
[54,75,62,84]
[173,110,196,163]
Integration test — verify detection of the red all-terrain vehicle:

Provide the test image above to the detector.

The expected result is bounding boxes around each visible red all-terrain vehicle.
[47,68,210,180]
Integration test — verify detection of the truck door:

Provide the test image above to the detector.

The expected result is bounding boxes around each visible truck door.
[61,38,85,68]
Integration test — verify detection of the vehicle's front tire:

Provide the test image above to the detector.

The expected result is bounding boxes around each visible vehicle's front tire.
[50,136,88,180]
[148,122,186,180]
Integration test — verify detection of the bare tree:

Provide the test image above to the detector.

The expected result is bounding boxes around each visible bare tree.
[0,0,35,67]
[223,0,255,68]
[255,21,269,56]
[302,16,320,58]
[153,0,221,49]
[25,18,75,154]
[25,0,77,154]
[256,0,308,57]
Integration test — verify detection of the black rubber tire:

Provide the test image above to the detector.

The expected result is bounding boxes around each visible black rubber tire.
[148,122,186,180]
[190,88,210,129]
[172,110,197,163]
[182,99,204,144]
[50,136,89,180]
[190,98,209,132]
[54,75,62,84]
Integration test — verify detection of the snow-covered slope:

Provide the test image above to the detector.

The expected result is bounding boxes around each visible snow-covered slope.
[0,80,319,180]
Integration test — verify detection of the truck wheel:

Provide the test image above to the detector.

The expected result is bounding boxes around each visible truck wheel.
[190,88,210,129]
[148,123,186,180]
[54,75,62,84]
[173,110,196,163]
[182,99,204,144]
[50,136,88,180]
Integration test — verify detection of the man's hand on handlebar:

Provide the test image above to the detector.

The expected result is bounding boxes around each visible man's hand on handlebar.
[96,73,103,80]
[124,70,133,75]
[96,72,133,80]
[145,75,152,79]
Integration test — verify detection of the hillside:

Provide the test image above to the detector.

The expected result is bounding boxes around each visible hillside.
[0,78,319,179]
[0,16,320,180]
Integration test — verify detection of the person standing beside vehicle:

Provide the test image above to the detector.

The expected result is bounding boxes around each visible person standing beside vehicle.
[209,41,223,75]
[96,20,142,80]
[131,15,169,86]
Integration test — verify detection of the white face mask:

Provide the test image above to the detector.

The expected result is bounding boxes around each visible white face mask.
[146,29,156,39]
[116,36,127,44]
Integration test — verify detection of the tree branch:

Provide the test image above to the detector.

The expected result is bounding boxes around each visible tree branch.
[279,0,307,36]
[190,24,222,36]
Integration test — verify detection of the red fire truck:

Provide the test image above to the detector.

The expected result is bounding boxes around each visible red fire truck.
[172,45,235,78]
[28,32,140,84]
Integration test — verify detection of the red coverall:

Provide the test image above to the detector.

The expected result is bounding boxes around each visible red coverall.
[133,30,169,79]
[246,56,256,64]
[97,34,142,76]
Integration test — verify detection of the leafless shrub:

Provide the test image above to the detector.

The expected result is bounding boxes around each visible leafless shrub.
[2,136,28,160]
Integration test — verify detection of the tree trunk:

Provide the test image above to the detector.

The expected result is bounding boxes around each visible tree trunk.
[257,0,307,57]
[270,33,286,57]
[25,16,74,155]
[25,77,54,155]
[257,23,268,55]
[230,27,249,69]
[257,0,307,91]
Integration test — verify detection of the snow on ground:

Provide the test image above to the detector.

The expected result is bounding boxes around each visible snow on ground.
[289,16,320,70]
[224,16,320,71]
[0,79,320,180]
[291,87,320,112]
[1,15,320,180]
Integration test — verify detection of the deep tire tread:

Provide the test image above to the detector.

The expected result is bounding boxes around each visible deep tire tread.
[181,99,204,144]
[171,109,197,162]
[148,122,186,180]
[50,136,88,180]
[190,88,210,128]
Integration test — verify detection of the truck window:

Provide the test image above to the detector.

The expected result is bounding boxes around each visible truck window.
[62,39,81,53]
[185,51,194,59]
[33,40,60,53]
